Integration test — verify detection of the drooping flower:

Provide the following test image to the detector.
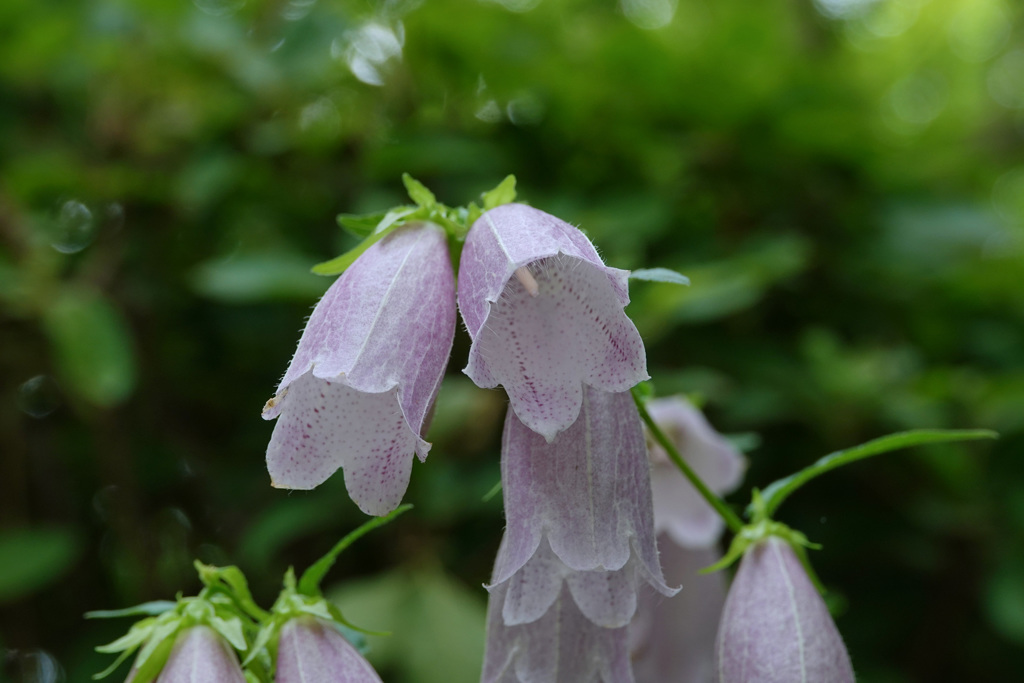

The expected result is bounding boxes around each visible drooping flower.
[489,386,675,628]
[645,397,746,547]
[142,626,246,683]
[458,203,648,441]
[714,538,855,683]
[482,581,635,683]
[630,543,727,683]
[275,616,382,683]
[263,223,456,516]
[630,397,745,683]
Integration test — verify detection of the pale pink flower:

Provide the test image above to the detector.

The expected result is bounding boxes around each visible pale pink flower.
[263,224,456,516]
[645,397,746,547]
[458,204,648,441]
[490,387,675,628]
[275,616,383,683]
[714,538,855,683]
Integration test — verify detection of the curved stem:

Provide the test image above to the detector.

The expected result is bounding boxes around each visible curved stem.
[631,387,744,534]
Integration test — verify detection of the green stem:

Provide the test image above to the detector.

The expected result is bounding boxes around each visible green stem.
[631,387,744,534]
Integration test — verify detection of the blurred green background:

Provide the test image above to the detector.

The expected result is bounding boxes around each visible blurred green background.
[1,0,1023,680]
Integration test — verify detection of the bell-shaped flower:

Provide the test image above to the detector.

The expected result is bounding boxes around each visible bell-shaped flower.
[482,581,635,683]
[630,543,727,683]
[275,616,382,683]
[490,387,675,628]
[458,203,648,441]
[645,397,746,547]
[714,538,855,683]
[144,626,246,683]
[263,223,456,516]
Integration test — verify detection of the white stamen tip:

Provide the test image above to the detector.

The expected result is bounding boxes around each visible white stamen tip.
[514,266,540,297]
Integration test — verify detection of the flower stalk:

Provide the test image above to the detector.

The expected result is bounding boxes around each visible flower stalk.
[632,386,744,534]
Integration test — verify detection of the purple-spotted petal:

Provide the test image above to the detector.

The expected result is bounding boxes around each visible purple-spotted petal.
[482,582,635,683]
[275,616,382,683]
[149,627,245,683]
[458,204,647,440]
[262,223,455,515]
[646,397,746,548]
[714,538,855,683]
[630,536,728,683]
[496,387,666,587]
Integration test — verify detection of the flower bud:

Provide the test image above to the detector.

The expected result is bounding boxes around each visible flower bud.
[714,538,855,683]
[143,626,245,683]
[275,616,383,683]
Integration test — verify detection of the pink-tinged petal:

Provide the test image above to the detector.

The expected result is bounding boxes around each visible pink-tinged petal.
[482,582,635,683]
[149,627,245,683]
[276,616,382,683]
[496,388,667,588]
[630,536,727,683]
[266,378,420,516]
[564,560,638,629]
[263,223,455,515]
[458,204,647,440]
[646,397,746,548]
[496,537,569,626]
[715,538,855,683]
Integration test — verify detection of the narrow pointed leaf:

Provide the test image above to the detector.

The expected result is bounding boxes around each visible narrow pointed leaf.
[482,175,516,210]
[336,211,389,239]
[310,223,404,276]
[630,267,690,286]
[758,429,998,517]
[92,647,136,680]
[402,173,436,207]
[95,619,157,653]
[87,602,175,619]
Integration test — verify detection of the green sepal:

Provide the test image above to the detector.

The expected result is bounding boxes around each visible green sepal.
[209,614,247,652]
[91,647,138,680]
[337,211,390,239]
[629,267,690,286]
[402,173,437,208]
[482,175,517,210]
[699,515,822,591]
[297,504,412,596]
[95,618,157,653]
[311,221,405,276]
[125,631,176,683]
[86,601,177,620]
[195,562,269,621]
[754,428,998,518]
[241,621,277,667]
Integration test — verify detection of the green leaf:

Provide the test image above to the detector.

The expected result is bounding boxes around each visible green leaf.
[310,222,403,276]
[629,267,691,286]
[86,601,177,619]
[482,175,517,210]
[0,527,81,603]
[42,288,137,407]
[209,615,247,651]
[297,505,412,596]
[756,429,999,518]
[337,211,390,239]
[402,173,436,208]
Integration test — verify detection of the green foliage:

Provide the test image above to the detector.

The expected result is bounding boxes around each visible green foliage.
[0,528,81,603]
